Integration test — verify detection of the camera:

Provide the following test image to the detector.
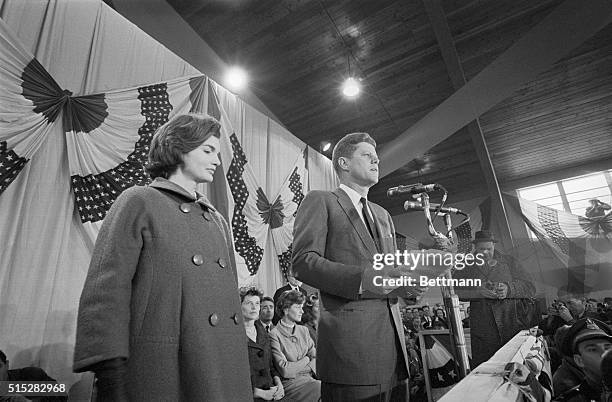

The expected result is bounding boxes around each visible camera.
[551,300,565,310]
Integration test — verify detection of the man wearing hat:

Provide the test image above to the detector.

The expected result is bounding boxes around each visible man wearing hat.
[554,318,612,401]
[454,230,536,366]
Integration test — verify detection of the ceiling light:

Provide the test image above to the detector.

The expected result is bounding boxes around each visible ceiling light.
[225,66,248,91]
[321,141,332,152]
[342,77,360,98]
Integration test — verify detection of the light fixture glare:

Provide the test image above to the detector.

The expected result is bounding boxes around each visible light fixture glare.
[225,66,248,91]
[342,77,360,98]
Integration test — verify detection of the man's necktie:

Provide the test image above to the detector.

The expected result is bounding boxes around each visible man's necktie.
[360,197,376,241]
[265,325,270,332]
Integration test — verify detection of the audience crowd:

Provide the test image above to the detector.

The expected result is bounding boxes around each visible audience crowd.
[240,286,321,401]
[2,285,610,401]
[398,293,612,402]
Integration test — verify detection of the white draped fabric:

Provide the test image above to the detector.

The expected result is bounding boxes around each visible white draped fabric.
[0,0,197,388]
[0,0,337,392]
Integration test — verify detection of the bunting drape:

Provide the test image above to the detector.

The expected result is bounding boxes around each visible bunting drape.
[0,0,336,392]
[515,195,612,297]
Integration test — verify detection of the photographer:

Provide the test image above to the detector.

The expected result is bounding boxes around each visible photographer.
[453,230,536,367]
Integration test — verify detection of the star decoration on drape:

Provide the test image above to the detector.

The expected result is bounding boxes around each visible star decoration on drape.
[71,83,172,222]
[227,133,265,275]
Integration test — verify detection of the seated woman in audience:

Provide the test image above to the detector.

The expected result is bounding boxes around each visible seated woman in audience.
[270,290,321,402]
[300,294,320,347]
[432,308,449,329]
[241,287,285,401]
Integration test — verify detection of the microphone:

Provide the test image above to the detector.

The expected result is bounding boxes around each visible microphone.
[387,183,440,197]
[404,201,464,215]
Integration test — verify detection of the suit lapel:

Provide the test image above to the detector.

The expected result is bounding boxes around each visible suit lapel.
[333,189,378,255]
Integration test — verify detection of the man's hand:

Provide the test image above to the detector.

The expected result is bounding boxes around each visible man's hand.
[432,234,456,252]
[478,286,499,299]
[406,286,428,299]
[495,282,509,299]
[547,304,573,322]
[556,305,573,323]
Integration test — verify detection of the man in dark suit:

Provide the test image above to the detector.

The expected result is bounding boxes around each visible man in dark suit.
[272,273,308,324]
[293,132,420,401]
[420,306,433,329]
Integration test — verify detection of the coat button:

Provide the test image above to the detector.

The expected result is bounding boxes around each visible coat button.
[217,258,227,268]
[202,211,212,221]
[192,254,204,265]
[259,369,266,376]
[257,350,264,357]
[232,313,240,325]
[209,313,219,326]
[180,203,191,213]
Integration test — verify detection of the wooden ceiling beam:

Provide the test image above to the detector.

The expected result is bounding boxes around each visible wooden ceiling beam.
[500,157,612,191]
[378,0,612,180]
[423,0,514,247]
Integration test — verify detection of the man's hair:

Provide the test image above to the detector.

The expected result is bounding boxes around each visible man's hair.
[261,296,274,305]
[331,132,376,174]
[239,286,263,303]
[146,113,221,179]
[0,350,6,364]
[276,290,306,318]
[301,294,319,325]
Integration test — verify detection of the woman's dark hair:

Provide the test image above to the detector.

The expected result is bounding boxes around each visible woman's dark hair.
[276,290,306,318]
[239,286,263,303]
[301,294,319,325]
[146,113,221,179]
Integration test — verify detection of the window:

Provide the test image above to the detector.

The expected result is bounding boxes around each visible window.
[517,170,612,217]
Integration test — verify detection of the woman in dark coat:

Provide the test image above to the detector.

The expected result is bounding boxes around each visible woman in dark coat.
[432,308,449,329]
[73,113,253,401]
[300,294,320,347]
[241,287,285,401]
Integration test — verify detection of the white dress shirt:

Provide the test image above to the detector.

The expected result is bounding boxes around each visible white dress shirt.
[339,184,375,295]
[339,184,373,228]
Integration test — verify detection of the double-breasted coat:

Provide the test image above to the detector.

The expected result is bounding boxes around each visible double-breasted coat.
[248,321,281,400]
[73,178,253,401]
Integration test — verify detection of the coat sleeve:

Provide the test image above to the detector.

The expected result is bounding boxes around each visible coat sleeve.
[305,330,317,374]
[268,340,281,380]
[216,211,240,284]
[269,330,310,379]
[292,191,363,300]
[453,266,483,300]
[73,189,147,372]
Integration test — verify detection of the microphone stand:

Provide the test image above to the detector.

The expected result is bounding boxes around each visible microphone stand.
[418,193,470,379]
